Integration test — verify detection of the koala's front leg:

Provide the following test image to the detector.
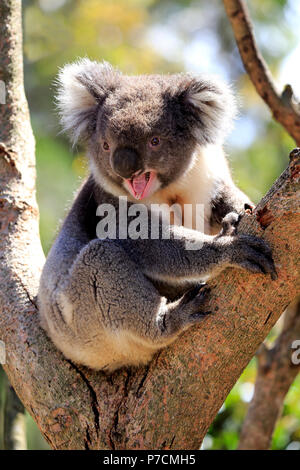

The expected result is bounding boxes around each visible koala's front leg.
[121,223,277,285]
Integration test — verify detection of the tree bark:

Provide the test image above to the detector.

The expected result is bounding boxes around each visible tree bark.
[0,0,299,450]
[238,298,300,450]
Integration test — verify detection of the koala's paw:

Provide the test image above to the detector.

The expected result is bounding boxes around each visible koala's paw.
[177,284,212,325]
[161,284,212,336]
[220,212,241,236]
[227,234,277,280]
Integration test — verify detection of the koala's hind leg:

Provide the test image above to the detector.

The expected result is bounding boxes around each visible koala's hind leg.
[42,239,210,371]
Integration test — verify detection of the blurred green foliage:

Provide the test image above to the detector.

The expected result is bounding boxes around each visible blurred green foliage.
[1,0,299,450]
[204,362,300,450]
[35,134,81,251]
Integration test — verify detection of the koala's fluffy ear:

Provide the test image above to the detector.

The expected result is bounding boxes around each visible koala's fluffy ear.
[56,59,120,144]
[180,75,237,145]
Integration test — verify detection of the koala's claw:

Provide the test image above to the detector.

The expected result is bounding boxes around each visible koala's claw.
[180,282,208,305]
[221,211,241,236]
[162,285,212,335]
[219,212,241,237]
[178,285,212,323]
[230,234,277,280]
[189,310,212,321]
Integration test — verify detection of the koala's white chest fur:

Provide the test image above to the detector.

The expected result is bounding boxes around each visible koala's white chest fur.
[143,144,230,234]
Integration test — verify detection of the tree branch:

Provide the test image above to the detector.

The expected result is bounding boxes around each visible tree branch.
[0,0,299,450]
[238,297,300,450]
[223,1,300,448]
[223,0,300,146]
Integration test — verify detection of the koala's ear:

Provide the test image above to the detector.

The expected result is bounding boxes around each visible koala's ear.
[56,59,121,144]
[180,75,237,145]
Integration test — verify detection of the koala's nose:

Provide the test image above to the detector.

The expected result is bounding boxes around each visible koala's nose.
[112,147,141,179]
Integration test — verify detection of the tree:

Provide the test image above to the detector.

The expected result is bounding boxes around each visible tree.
[223,0,300,449]
[0,0,299,449]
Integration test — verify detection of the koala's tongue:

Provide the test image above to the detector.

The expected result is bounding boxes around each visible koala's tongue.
[132,173,148,196]
[126,171,156,200]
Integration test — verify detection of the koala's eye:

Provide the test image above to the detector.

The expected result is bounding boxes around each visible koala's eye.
[103,141,110,151]
[149,137,161,148]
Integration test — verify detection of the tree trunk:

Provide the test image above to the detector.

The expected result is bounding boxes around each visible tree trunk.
[0,0,299,450]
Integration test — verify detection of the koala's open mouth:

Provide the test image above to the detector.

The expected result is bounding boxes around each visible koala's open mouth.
[124,170,157,200]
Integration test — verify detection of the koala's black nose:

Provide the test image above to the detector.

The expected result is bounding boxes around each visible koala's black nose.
[112,147,141,179]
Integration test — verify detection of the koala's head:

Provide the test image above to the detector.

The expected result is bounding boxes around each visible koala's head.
[57,59,236,200]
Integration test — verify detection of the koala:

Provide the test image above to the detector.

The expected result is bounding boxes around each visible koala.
[38,59,276,372]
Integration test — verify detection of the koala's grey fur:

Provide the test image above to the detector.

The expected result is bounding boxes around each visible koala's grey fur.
[38,59,276,372]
